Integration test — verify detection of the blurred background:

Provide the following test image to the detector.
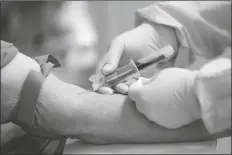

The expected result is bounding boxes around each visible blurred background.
[1,1,231,154]
[1,1,154,153]
[1,1,154,88]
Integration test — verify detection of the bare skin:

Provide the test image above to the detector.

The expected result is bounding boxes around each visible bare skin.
[31,73,230,144]
[1,51,230,145]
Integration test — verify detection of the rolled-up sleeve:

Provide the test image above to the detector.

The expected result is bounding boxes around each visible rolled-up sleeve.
[1,40,18,69]
[134,1,231,68]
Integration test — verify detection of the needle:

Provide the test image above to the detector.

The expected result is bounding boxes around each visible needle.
[78,88,94,95]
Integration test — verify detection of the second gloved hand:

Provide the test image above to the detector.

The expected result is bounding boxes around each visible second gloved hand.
[128,68,201,129]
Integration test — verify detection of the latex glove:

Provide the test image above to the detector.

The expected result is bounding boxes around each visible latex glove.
[195,53,231,134]
[128,68,201,129]
[91,21,178,94]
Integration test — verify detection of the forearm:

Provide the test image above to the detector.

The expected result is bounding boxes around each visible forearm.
[1,50,228,142]
[1,55,228,144]
[0,45,122,137]
[32,73,229,143]
[78,100,227,144]
[34,73,124,136]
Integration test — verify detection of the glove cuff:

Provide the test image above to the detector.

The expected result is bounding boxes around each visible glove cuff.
[195,58,231,134]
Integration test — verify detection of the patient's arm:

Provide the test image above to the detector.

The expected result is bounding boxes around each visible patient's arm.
[2,43,229,144]
[1,49,229,143]
[33,73,230,144]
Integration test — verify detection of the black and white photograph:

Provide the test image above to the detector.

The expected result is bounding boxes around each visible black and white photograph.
[1,1,231,154]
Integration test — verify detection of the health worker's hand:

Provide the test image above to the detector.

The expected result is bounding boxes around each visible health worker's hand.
[128,68,201,129]
[93,21,178,95]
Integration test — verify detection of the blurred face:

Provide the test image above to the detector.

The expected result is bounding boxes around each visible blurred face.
[40,1,99,72]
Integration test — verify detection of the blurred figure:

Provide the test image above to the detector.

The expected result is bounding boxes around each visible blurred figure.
[1,1,98,154]
[40,1,99,87]
[1,1,98,86]
[41,1,98,71]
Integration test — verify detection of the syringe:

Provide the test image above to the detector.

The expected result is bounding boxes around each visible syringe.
[102,45,175,88]
[83,45,175,93]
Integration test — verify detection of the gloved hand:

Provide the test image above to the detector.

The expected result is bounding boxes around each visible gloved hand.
[128,68,201,129]
[92,21,178,94]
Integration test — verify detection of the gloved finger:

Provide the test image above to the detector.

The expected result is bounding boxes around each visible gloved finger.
[128,77,149,101]
[98,87,114,95]
[95,55,108,73]
[124,80,134,86]
[102,39,125,75]
[115,83,129,95]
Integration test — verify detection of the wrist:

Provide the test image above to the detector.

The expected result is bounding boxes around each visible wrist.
[143,21,179,54]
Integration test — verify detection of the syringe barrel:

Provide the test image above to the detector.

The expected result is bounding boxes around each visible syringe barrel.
[104,60,140,87]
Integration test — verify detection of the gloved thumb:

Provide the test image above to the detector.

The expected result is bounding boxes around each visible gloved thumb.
[128,77,150,101]
[102,40,124,75]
